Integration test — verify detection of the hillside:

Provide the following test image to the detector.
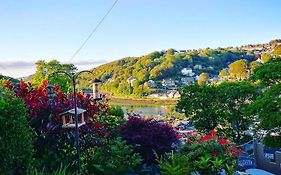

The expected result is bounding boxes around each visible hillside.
[83,39,281,98]
[0,74,19,83]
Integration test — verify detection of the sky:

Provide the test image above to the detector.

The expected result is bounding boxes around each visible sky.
[0,0,281,78]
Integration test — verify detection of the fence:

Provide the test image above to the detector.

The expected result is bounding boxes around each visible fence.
[253,138,281,175]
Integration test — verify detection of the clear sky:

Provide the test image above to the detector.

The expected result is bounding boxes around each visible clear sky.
[1,0,281,77]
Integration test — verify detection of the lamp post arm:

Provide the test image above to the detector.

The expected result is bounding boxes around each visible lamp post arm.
[74,70,93,80]
[49,71,73,80]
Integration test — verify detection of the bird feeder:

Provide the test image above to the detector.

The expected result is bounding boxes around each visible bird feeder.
[60,108,86,128]
[92,78,102,100]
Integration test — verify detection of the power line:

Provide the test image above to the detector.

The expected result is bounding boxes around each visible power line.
[69,0,119,62]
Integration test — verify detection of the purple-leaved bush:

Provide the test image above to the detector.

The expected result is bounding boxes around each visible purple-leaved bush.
[118,115,178,164]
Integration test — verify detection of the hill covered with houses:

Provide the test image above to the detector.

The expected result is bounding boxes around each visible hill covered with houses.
[87,39,281,98]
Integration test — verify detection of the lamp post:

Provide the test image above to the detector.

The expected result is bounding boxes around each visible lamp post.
[51,70,93,174]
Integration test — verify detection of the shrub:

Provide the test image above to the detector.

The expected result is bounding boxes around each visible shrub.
[2,80,111,173]
[181,130,240,175]
[118,116,177,164]
[81,137,142,175]
[263,135,281,148]
[157,152,191,175]
[0,90,34,175]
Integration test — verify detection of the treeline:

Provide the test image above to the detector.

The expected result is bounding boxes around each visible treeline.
[87,48,255,97]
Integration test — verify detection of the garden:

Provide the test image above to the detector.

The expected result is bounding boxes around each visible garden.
[0,59,280,175]
[0,79,245,175]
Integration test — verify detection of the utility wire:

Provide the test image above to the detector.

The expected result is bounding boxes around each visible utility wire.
[69,0,119,62]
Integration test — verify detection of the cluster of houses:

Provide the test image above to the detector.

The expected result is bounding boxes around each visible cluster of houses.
[125,67,221,99]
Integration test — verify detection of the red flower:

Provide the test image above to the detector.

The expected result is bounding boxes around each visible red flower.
[210,129,217,137]
[186,139,192,144]
[218,138,228,145]
[200,135,212,141]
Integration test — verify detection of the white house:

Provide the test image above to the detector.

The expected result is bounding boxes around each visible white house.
[127,77,137,86]
[161,79,176,87]
[181,68,194,76]
[181,77,195,85]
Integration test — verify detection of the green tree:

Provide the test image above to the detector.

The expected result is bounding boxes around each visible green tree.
[0,89,34,175]
[252,59,281,85]
[248,84,281,130]
[217,82,257,143]
[176,84,221,131]
[197,73,209,86]
[32,60,77,92]
[228,59,249,81]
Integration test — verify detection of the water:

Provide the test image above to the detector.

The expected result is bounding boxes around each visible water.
[110,102,175,118]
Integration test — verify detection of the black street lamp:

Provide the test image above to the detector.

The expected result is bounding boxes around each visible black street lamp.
[51,70,94,174]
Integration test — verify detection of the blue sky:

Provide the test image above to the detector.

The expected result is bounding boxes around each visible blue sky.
[1,0,281,77]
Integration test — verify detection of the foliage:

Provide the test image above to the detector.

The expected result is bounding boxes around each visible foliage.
[157,152,191,175]
[81,137,142,175]
[217,82,257,144]
[248,59,281,147]
[176,84,222,131]
[32,60,77,92]
[0,74,19,83]
[263,136,281,148]
[118,116,177,164]
[273,44,281,56]
[29,164,74,175]
[219,69,229,80]
[109,105,125,118]
[0,89,34,175]
[181,131,241,175]
[228,59,249,80]
[78,49,254,97]
[249,61,261,74]
[251,59,281,85]
[261,53,272,63]
[1,80,110,173]
[197,72,209,86]
[248,84,281,130]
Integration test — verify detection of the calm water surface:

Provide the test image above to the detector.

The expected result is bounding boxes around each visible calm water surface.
[110,102,175,117]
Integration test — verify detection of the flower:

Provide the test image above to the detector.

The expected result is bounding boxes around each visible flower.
[218,138,228,145]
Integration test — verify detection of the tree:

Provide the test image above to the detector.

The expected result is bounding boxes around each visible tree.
[217,82,257,144]
[197,73,209,86]
[249,61,261,74]
[0,89,34,175]
[248,84,281,130]
[166,48,176,55]
[176,84,221,131]
[219,69,229,80]
[248,60,281,147]
[32,60,77,92]
[252,60,281,85]
[228,59,249,81]
[261,53,272,63]
[273,45,281,56]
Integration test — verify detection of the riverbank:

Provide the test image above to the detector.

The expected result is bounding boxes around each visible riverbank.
[108,96,178,106]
